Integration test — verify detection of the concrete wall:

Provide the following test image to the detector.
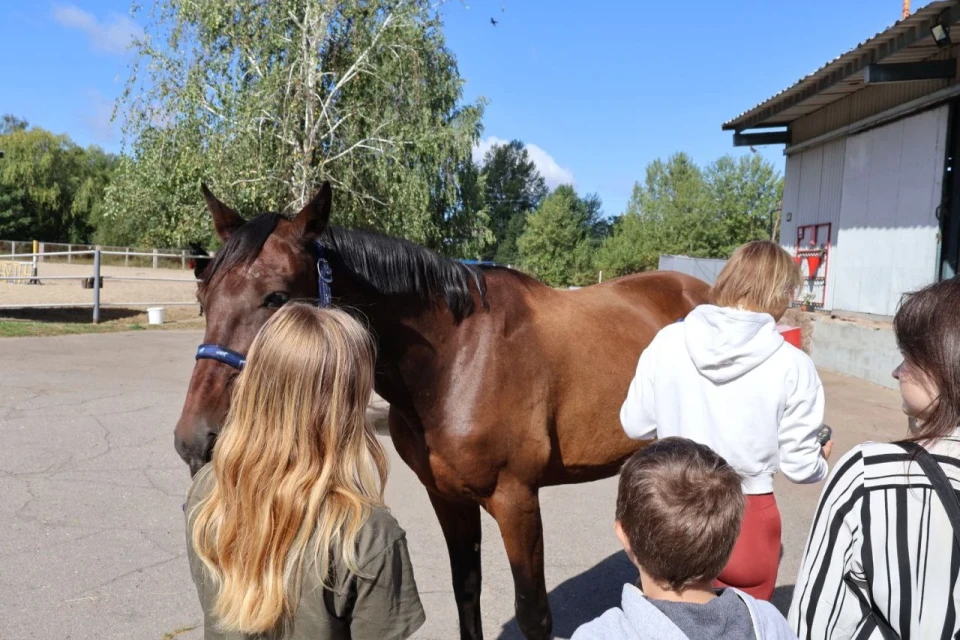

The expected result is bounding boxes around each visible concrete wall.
[809,316,899,390]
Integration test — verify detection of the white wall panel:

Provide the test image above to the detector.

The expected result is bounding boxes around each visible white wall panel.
[832,105,947,316]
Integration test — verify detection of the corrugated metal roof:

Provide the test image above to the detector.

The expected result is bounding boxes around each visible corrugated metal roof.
[723,1,959,132]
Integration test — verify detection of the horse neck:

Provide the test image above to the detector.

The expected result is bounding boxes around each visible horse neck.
[329,267,454,400]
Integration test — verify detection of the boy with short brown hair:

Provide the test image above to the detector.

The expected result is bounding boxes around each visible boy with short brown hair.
[572,437,796,640]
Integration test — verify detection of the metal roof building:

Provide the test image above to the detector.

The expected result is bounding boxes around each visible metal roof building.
[724,1,960,318]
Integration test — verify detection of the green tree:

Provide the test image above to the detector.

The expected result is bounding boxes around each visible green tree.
[429,157,493,259]
[705,154,783,253]
[480,140,548,263]
[103,0,487,251]
[517,185,600,287]
[595,211,652,277]
[1,114,28,135]
[0,122,117,242]
[596,152,782,278]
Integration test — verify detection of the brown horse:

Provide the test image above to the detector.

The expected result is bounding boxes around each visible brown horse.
[174,183,709,639]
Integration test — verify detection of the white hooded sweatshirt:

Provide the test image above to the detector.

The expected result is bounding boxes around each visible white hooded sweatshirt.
[620,304,827,494]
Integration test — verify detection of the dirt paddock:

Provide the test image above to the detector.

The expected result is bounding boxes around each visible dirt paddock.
[0,261,200,308]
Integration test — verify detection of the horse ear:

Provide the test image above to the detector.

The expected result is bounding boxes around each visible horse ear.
[201,183,244,242]
[293,181,332,238]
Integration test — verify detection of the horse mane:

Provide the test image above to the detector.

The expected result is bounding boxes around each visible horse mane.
[198,213,488,321]
[324,226,488,321]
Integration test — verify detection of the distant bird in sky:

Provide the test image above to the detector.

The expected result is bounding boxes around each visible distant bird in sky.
[490,17,498,26]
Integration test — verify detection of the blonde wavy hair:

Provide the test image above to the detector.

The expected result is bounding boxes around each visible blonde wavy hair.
[711,240,803,320]
[190,302,388,634]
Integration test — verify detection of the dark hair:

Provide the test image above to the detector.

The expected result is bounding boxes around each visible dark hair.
[198,213,487,322]
[616,437,744,591]
[324,227,487,322]
[894,277,960,443]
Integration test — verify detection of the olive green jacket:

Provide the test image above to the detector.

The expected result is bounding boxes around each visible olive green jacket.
[185,465,425,640]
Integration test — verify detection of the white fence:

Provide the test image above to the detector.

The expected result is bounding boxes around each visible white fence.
[0,239,207,270]
[0,248,206,323]
[658,254,727,285]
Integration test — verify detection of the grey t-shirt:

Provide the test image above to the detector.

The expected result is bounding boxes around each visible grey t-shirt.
[185,464,425,640]
[649,589,755,640]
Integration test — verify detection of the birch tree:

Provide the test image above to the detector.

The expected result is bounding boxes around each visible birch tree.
[102,0,486,251]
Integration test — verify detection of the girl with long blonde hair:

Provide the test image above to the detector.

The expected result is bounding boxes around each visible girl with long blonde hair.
[185,303,424,639]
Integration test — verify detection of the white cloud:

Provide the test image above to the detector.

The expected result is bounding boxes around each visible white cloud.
[473,136,575,189]
[52,4,142,55]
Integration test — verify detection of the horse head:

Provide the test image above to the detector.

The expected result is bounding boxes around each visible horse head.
[174,182,332,475]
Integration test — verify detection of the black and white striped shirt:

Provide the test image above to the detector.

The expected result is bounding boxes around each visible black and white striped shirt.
[788,435,960,639]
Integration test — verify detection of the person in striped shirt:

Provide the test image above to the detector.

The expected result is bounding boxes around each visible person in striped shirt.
[789,277,960,639]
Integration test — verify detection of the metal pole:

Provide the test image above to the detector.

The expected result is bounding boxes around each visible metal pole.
[92,248,101,324]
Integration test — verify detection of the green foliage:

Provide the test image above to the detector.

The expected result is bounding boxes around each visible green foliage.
[1,115,28,135]
[597,152,782,278]
[706,154,783,255]
[0,119,117,242]
[494,211,527,265]
[480,139,547,262]
[103,0,488,252]
[429,156,493,259]
[517,185,601,287]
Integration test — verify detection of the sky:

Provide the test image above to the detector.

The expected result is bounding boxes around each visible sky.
[0,0,918,217]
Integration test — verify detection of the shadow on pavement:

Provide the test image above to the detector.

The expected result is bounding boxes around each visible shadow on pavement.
[499,550,637,639]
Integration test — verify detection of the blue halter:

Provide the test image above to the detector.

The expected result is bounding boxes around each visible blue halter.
[195,240,333,371]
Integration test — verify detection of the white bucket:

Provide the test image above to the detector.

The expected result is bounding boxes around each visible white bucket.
[147,306,165,325]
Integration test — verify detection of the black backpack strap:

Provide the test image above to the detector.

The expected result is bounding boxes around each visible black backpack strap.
[897,441,960,549]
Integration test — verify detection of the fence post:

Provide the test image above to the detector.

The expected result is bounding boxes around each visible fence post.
[10,241,14,257]
[153,248,158,269]
[38,242,44,262]
[125,247,129,267]
[68,244,72,264]
[92,248,102,324]
[31,240,38,285]
[181,250,186,270]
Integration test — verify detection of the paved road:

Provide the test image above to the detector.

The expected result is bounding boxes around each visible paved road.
[0,330,906,639]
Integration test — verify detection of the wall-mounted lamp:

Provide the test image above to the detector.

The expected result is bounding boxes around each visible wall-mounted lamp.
[932,22,952,47]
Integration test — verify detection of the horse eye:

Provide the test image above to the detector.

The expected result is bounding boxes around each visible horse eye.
[263,292,290,308]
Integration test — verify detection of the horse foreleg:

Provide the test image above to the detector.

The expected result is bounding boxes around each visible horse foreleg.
[429,492,484,640]
[488,483,552,640]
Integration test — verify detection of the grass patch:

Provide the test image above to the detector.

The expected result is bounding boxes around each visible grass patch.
[0,319,119,338]
[0,306,205,338]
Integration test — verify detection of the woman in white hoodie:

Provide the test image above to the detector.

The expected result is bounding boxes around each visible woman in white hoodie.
[620,240,832,601]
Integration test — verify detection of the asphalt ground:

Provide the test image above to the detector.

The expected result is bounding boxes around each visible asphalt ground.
[0,330,906,639]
